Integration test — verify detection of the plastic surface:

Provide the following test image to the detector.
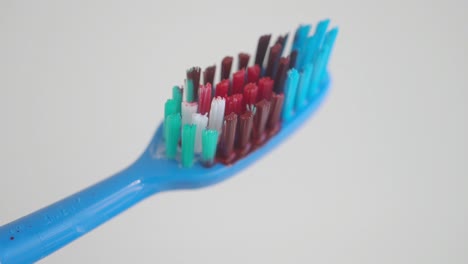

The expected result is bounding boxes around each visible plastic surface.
[0,76,330,264]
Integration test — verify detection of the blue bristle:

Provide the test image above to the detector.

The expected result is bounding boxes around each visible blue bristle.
[295,64,313,110]
[308,45,330,98]
[311,19,330,60]
[292,25,311,70]
[282,69,300,122]
[320,27,339,80]
[299,36,317,71]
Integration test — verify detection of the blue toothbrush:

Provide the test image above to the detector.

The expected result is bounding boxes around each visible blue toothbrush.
[0,21,338,263]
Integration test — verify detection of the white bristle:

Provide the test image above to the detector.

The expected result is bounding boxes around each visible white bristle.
[192,113,208,153]
[208,96,225,135]
[182,102,198,126]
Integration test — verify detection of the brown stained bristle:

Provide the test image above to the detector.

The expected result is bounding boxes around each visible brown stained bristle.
[265,44,282,79]
[215,79,229,98]
[274,57,290,94]
[225,94,244,116]
[275,33,289,55]
[218,112,238,163]
[252,99,271,146]
[267,93,285,135]
[238,53,250,70]
[187,67,201,101]
[237,111,254,157]
[244,83,258,106]
[254,35,271,68]
[257,77,274,101]
[203,65,216,85]
[289,50,298,69]
[221,56,233,81]
[247,65,260,83]
[232,69,246,95]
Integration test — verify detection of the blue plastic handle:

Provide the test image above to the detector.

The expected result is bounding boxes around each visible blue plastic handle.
[0,76,330,264]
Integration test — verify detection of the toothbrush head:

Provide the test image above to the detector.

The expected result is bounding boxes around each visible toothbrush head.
[139,20,338,191]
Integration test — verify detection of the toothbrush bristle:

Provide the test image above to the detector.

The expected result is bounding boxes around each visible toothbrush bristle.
[221,56,233,81]
[162,21,338,167]
[238,53,250,70]
[254,34,271,67]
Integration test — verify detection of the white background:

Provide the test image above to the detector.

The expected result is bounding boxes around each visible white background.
[1,0,467,263]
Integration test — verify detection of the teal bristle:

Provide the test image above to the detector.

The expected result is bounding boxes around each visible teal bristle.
[292,24,311,54]
[185,79,194,102]
[282,69,300,122]
[295,64,313,110]
[172,86,182,114]
[165,114,181,159]
[201,129,219,166]
[164,99,178,139]
[181,124,197,168]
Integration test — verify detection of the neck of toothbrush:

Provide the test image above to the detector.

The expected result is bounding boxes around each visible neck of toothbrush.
[163,20,338,168]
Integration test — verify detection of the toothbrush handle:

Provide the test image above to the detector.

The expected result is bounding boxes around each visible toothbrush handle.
[0,164,157,264]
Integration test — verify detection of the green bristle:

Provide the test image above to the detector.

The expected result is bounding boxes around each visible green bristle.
[165,114,181,159]
[165,99,178,118]
[201,129,219,165]
[185,79,194,102]
[172,86,182,114]
[181,124,197,168]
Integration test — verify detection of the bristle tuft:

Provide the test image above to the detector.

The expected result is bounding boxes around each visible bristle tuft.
[244,83,258,106]
[203,65,216,85]
[221,56,233,80]
[257,77,274,101]
[192,113,208,154]
[208,97,226,135]
[254,35,271,68]
[252,99,271,145]
[225,94,244,116]
[165,114,181,159]
[218,113,238,162]
[201,129,219,167]
[198,83,212,115]
[247,65,260,83]
[238,53,250,70]
[282,69,299,121]
[273,57,290,94]
[181,124,197,168]
[265,44,282,78]
[232,69,246,95]
[182,102,198,126]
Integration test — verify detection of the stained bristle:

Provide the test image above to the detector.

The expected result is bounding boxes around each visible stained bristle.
[186,67,201,101]
[232,69,246,95]
[181,124,197,168]
[225,94,244,116]
[218,112,237,162]
[238,53,250,70]
[203,65,216,85]
[267,93,284,134]
[221,56,233,80]
[172,86,183,114]
[265,44,282,78]
[244,83,258,106]
[247,65,260,83]
[273,57,290,94]
[182,101,198,126]
[237,111,254,156]
[254,34,271,67]
[289,50,298,69]
[282,69,300,122]
[252,99,271,145]
[165,113,181,159]
[215,80,229,98]
[198,83,212,115]
[207,97,225,135]
[257,77,274,101]
[201,129,219,167]
[192,113,208,154]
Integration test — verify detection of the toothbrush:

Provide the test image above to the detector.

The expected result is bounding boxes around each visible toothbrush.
[0,20,338,263]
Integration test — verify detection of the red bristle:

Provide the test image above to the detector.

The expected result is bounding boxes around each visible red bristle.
[252,99,271,145]
[198,83,212,115]
[244,83,258,106]
[275,34,288,53]
[238,53,250,70]
[247,65,260,83]
[267,93,285,135]
[218,112,238,163]
[236,111,254,156]
[221,56,233,80]
[225,94,244,116]
[265,44,282,78]
[289,50,298,69]
[203,65,216,85]
[254,35,271,68]
[257,77,274,101]
[274,57,290,94]
[187,67,201,100]
[215,80,229,98]
[232,69,246,95]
